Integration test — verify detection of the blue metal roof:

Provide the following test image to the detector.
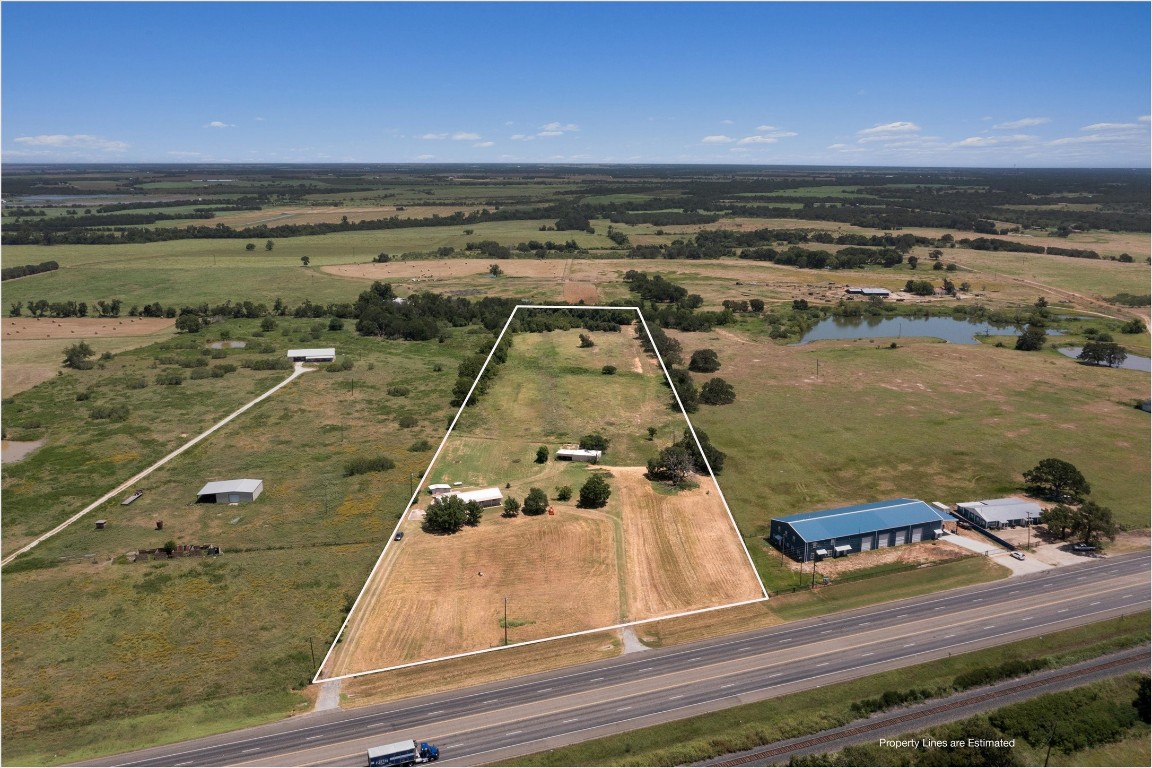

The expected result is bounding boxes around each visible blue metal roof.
[776,499,949,543]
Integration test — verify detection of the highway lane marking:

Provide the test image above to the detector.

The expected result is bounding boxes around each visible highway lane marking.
[482,699,497,704]
[983,626,996,630]
[617,706,632,711]
[859,622,871,626]
[1022,617,1034,621]
[537,688,552,693]
[769,672,782,677]
[815,662,829,667]
[640,667,654,671]
[903,643,915,648]
[896,613,907,618]
[819,630,833,635]
[944,634,956,639]
[562,718,579,723]
[241,748,260,754]
[1123,594,1134,598]
[305,735,321,741]
[721,683,735,689]
[590,677,604,682]
[860,652,874,657]
[1089,601,1101,606]
[738,646,752,651]
[1008,590,1019,595]
[507,730,523,736]
[446,744,464,748]
[669,694,685,699]
[428,709,445,714]
[1058,608,1069,613]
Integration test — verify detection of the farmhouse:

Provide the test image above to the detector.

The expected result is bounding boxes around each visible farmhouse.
[446,487,503,508]
[556,448,602,462]
[769,498,951,562]
[196,479,263,504]
[954,498,1043,530]
[286,347,336,362]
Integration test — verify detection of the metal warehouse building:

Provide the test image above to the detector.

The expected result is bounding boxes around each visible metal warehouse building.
[196,479,263,504]
[769,498,951,562]
[955,498,1043,530]
[444,487,504,508]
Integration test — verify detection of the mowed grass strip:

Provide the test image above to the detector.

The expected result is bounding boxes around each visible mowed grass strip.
[502,612,1151,767]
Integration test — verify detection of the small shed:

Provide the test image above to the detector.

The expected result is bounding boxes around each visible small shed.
[446,487,503,508]
[427,483,452,496]
[556,448,602,463]
[196,479,263,504]
[286,348,336,363]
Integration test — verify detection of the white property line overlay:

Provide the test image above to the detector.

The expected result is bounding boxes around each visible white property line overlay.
[1,364,314,567]
[315,305,768,684]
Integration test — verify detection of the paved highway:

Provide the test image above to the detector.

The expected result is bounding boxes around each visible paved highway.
[83,552,1149,768]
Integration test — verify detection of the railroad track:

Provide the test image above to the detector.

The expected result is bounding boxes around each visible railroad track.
[711,650,1149,766]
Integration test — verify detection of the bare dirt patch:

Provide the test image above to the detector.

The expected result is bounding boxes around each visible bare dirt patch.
[610,466,765,618]
[326,511,620,677]
[1,440,44,464]
[563,281,599,304]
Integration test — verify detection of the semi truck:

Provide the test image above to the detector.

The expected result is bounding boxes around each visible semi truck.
[367,739,440,767]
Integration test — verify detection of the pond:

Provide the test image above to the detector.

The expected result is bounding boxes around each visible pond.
[1056,346,1151,372]
[795,316,1037,345]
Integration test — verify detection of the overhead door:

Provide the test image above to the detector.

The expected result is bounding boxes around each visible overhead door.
[911,526,923,542]
[893,529,906,545]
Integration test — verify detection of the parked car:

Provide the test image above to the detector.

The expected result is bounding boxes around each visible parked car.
[1010,551,1026,560]
[394,531,405,541]
[1071,543,1096,552]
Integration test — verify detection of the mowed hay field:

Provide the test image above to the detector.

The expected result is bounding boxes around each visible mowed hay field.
[2,317,176,395]
[328,325,764,676]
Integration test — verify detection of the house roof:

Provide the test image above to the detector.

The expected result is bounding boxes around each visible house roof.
[776,498,949,543]
[197,479,262,496]
[446,487,503,503]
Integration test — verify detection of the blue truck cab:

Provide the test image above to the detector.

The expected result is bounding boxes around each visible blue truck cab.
[367,739,440,766]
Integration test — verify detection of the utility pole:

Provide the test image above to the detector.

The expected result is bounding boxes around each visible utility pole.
[503,596,509,646]
[308,637,316,668]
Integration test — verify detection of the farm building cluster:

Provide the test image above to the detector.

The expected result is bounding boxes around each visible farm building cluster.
[770,496,1047,562]
[428,483,503,508]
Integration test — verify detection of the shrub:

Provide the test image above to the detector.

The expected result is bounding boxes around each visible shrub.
[155,371,184,385]
[190,368,211,380]
[343,455,396,477]
[523,487,549,515]
[688,349,721,373]
[579,433,610,452]
[388,386,410,397]
[408,439,432,452]
[536,446,548,463]
[328,317,344,331]
[601,365,617,375]
[75,390,92,401]
[241,358,292,371]
[325,362,344,372]
[89,405,130,421]
[212,363,237,375]
[578,474,611,508]
[125,377,148,389]
[398,415,418,428]
[554,485,573,502]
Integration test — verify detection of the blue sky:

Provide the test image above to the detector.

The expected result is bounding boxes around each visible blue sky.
[3,2,1149,167]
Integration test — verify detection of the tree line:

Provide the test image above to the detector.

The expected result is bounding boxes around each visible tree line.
[2,260,59,281]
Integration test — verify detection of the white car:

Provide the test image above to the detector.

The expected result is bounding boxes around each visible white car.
[1010,551,1026,561]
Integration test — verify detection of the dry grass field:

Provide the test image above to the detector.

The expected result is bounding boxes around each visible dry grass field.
[325,325,764,678]
[2,317,176,395]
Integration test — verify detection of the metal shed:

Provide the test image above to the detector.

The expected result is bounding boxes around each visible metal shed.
[445,487,503,508]
[769,498,950,562]
[196,479,263,504]
[955,498,1043,530]
[427,483,452,496]
[556,448,602,462]
[286,347,336,362]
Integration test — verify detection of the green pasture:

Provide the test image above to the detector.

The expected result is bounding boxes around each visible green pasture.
[684,335,1150,539]
[1,544,380,766]
[1,318,470,557]
[505,613,1150,767]
[943,246,1150,300]
[0,221,616,309]
[452,327,687,468]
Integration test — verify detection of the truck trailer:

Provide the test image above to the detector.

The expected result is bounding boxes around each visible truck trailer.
[367,739,440,767]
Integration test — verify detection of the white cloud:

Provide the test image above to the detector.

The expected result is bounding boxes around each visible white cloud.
[540,121,578,132]
[1140,115,1151,123]
[14,134,129,151]
[701,135,734,144]
[954,134,1035,148]
[420,132,448,140]
[510,134,535,141]
[204,121,233,129]
[755,124,778,131]
[415,154,436,160]
[720,119,734,125]
[1051,133,1133,145]
[166,150,205,158]
[253,117,266,122]
[452,132,481,141]
[537,130,564,137]
[857,122,921,142]
[993,117,1050,129]
[1081,122,1140,131]
[736,135,778,145]
[473,141,494,148]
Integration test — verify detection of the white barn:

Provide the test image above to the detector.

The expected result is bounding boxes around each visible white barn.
[556,448,602,462]
[445,487,503,508]
[196,479,263,504]
[286,348,336,362]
